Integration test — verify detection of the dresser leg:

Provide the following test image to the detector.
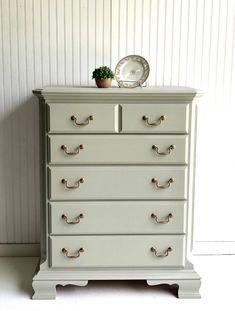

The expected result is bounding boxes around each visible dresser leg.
[146,279,201,299]
[32,281,56,299]
[32,280,89,299]
[177,279,201,299]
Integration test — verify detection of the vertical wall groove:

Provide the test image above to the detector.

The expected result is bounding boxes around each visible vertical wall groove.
[8,0,14,242]
[229,0,235,103]
[0,0,234,243]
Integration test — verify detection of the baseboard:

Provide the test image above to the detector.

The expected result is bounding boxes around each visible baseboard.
[0,243,40,257]
[193,241,235,255]
[1,242,235,257]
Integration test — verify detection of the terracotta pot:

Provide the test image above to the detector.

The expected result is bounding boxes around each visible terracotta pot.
[95,78,112,88]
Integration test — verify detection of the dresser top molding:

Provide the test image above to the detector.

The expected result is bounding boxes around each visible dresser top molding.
[33,86,203,102]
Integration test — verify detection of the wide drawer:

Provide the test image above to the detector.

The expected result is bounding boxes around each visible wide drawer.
[48,135,188,165]
[49,201,186,235]
[50,235,185,268]
[48,103,118,133]
[49,166,187,200]
[121,103,189,133]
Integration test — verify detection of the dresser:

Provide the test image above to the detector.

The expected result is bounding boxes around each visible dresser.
[32,87,202,299]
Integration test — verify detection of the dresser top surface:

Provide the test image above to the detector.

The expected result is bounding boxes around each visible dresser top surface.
[34,86,202,95]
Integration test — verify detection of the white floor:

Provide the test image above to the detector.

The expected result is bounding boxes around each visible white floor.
[0,255,234,311]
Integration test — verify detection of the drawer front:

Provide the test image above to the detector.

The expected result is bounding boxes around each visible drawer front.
[48,135,188,165]
[49,201,186,235]
[50,235,185,268]
[48,103,118,133]
[122,104,189,133]
[49,166,187,200]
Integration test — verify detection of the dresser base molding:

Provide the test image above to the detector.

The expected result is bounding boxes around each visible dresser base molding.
[32,262,201,299]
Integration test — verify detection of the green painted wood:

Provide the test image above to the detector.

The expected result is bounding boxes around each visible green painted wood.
[32,87,202,299]
[48,135,188,165]
[49,166,187,200]
[122,103,189,133]
[49,201,186,235]
[50,235,185,268]
[48,103,119,133]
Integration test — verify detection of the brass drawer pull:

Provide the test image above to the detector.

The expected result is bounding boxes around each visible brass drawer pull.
[71,115,94,126]
[61,213,84,224]
[151,177,174,189]
[61,144,84,155]
[62,247,84,259]
[151,213,173,224]
[61,178,84,189]
[150,246,172,257]
[142,115,166,127]
[152,144,175,155]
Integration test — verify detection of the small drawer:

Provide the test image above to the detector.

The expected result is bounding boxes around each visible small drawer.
[50,235,185,268]
[49,201,186,235]
[48,103,119,133]
[121,103,189,133]
[49,166,187,200]
[48,135,188,165]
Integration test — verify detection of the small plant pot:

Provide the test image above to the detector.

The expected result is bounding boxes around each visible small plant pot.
[95,78,112,88]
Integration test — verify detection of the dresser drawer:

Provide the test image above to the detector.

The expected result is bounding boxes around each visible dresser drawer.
[49,201,186,235]
[48,135,188,165]
[50,235,185,268]
[121,104,189,133]
[48,103,118,133]
[49,166,187,200]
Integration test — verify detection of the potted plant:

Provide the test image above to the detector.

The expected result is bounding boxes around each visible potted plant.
[92,66,115,88]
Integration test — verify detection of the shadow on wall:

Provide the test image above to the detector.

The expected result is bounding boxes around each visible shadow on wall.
[0,95,40,243]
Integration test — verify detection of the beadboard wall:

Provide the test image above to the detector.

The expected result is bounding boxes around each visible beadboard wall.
[0,0,235,250]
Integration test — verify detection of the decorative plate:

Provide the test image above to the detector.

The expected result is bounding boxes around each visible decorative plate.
[115,55,150,88]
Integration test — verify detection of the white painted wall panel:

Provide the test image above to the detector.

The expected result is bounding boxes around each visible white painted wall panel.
[0,0,234,243]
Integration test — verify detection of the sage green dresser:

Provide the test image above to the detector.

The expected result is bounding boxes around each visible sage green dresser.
[32,87,202,299]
